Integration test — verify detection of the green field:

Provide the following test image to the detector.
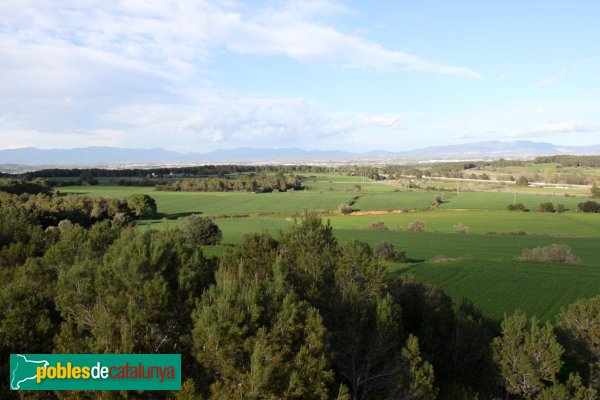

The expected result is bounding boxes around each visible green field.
[59,181,600,321]
[60,186,355,216]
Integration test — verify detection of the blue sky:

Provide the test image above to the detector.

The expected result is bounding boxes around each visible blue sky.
[1,0,599,152]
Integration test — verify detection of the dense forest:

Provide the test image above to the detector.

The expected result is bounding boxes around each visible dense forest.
[1,183,599,399]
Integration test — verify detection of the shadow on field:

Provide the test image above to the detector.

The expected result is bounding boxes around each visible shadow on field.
[56,191,88,196]
[159,212,198,220]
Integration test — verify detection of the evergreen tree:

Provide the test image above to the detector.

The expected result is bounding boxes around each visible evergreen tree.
[192,232,334,399]
[557,295,600,391]
[492,311,564,398]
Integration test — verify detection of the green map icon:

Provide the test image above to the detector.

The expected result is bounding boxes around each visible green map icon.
[10,354,49,390]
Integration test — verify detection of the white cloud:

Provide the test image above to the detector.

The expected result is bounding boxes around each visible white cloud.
[507,121,599,138]
[0,0,478,150]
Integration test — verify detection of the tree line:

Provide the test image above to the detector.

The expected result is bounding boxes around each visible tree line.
[155,174,303,193]
[9,165,336,179]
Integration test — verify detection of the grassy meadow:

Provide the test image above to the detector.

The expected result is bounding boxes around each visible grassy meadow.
[58,172,600,321]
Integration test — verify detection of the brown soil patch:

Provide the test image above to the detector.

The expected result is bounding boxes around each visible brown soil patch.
[350,209,416,216]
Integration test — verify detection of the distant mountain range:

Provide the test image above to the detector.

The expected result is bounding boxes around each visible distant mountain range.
[1,141,600,169]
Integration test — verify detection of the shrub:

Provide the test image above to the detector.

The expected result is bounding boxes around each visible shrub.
[453,223,469,234]
[591,183,600,198]
[368,221,389,231]
[538,202,555,213]
[180,215,223,246]
[507,203,527,212]
[518,244,580,264]
[516,176,529,186]
[432,195,444,207]
[556,203,566,213]
[375,242,407,263]
[338,203,353,215]
[408,220,426,232]
[577,201,600,213]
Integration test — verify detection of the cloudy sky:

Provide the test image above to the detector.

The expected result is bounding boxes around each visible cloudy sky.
[1,0,599,152]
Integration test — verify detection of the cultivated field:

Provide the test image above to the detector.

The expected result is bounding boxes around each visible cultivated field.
[59,172,600,321]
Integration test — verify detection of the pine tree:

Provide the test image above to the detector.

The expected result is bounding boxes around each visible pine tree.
[395,335,437,400]
[192,232,334,399]
[558,295,600,391]
[492,311,564,398]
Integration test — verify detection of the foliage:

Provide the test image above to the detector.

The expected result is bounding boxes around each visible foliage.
[558,295,600,391]
[592,184,600,198]
[539,202,556,213]
[127,193,158,218]
[492,311,564,398]
[180,215,223,246]
[516,176,530,186]
[376,241,408,263]
[0,178,52,195]
[508,202,528,211]
[338,203,353,215]
[368,221,389,231]
[408,220,426,232]
[518,244,580,264]
[453,223,469,234]
[578,201,600,213]
[156,173,303,193]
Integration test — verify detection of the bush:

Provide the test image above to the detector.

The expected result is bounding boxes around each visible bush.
[538,202,555,213]
[338,203,353,215]
[556,203,566,213]
[180,215,223,246]
[408,220,426,232]
[453,223,469,234]
[577,201,600,213]
[368,221,389,231]
[375,242,407,263]
[591,183,600,198]
[507,203,527,212]
[516,176,529,186]
[518,244,580,264]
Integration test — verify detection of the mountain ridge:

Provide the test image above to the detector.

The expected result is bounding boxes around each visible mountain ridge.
[1,141,599,167]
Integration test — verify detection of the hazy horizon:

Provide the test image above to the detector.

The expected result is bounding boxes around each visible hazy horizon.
[2,1,600,152]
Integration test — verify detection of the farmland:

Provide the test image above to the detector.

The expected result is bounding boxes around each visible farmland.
[56,171,600,321]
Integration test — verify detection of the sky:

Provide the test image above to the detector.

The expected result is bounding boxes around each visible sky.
[1,0,600,153]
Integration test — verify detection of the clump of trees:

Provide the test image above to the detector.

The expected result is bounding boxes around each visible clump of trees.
[0,191,137,228]
[126,193,158,219]
[578,201,600,213]
[180,215,223,245]
[518,244,580,264]
[0,178,52,195]
[155,173,303,193]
